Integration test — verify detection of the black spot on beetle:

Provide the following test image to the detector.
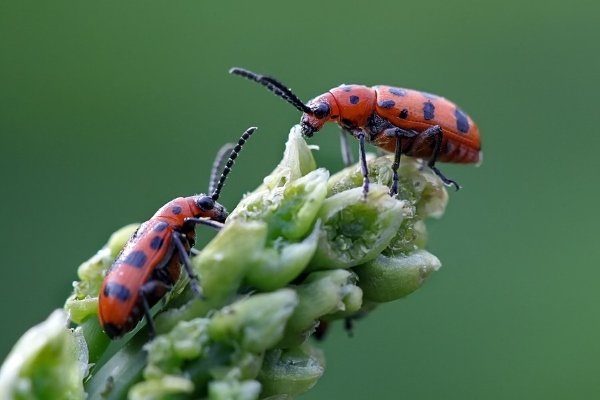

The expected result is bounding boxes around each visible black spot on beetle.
[349,95,359,104]
[150,236,164,250]
[399,108,409,119]
[389,87,406,96]
[154,222,168,232]
[124,250,147,268]
[454,108,470,133]
[423,101,435,120]
[378,100,395,109]
[102,323,123,339]
[104,282,131,302]
[171,206,182,215]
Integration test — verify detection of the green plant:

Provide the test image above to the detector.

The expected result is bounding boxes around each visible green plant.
[0,126,447,400]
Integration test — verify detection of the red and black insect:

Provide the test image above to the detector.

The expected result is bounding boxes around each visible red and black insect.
[98,127,257,339]
[230,68,481,195]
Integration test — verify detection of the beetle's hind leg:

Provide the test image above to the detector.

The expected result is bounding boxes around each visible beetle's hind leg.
[420,125,461,191]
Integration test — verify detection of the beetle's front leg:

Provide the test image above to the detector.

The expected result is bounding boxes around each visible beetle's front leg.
[418,125,460,191]
[353,130,370,198]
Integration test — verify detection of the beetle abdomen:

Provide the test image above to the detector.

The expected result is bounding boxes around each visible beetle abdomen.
[373,85,481,163]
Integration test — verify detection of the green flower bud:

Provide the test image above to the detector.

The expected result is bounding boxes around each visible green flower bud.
[195,220,267,303]
[245,221,320,291]
[310,185,406,269]
[268,169,328,241]
[209,290,299,353]
[143,319,210,379]
[259,126,317,191]
[231,352,265,381]
[64,295,99,326]
[258,344,325,398]
[241,168,328,241]
[356,250,442,303]
[413,220,428,249]
[228,132,328,290]
[384,213,423,256]
[323,281,364,321]
[327,155,447,219]
[128,375,194,400]
[0,310,88,400]
[208,379,261,400]
[396,160,448,219]
[327,154,390,196]
[282,270,361,346]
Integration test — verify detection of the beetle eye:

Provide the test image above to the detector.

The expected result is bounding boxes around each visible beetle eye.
[312,102,330,119]
[196,196,214,210]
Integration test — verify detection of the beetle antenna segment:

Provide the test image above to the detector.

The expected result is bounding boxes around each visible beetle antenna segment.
[229,67,312,114]
[208,143,235,195]
[211,126,258,201]
[260,75,312,113]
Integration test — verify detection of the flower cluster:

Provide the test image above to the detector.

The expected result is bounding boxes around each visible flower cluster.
[0,126,447,400]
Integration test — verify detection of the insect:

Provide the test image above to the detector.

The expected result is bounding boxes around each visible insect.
[98,127,257,339]
[230,67,481,196]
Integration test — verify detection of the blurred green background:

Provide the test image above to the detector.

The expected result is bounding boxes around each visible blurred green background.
[1,0,599,398]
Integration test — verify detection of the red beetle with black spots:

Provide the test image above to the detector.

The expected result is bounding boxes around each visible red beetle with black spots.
[230,68,481,195]
[98,127,257,339]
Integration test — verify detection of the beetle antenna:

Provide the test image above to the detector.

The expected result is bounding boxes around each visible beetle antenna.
[260,75,312,113]
[211,126,258,201]
[208,143,235,195]
[229,67,312,114]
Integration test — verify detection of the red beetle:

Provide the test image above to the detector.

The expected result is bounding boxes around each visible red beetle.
[98,127,257,339]
[230,68,481,195]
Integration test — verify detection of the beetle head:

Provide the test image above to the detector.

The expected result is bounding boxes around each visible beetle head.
[194,195,228,222]
[300,93,339,137]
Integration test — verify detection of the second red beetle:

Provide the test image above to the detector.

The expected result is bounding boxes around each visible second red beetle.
[98,127,257,339]
[230,68,481,195]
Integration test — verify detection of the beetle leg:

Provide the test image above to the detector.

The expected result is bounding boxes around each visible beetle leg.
[355,131,370,198]
[344,317,355,338]
[139,280,172,339]
[382,128,417,196]
[339,128,355,166]
[390,135,402,197]
[421,125,461,191]
[184,217,224,231]
[185,218,223,257]
[172,232,204,298]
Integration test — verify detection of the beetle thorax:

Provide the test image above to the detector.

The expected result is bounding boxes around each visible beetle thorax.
[329,85,376,131]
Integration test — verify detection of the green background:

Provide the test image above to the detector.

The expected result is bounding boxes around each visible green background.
[1,1,598,398]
